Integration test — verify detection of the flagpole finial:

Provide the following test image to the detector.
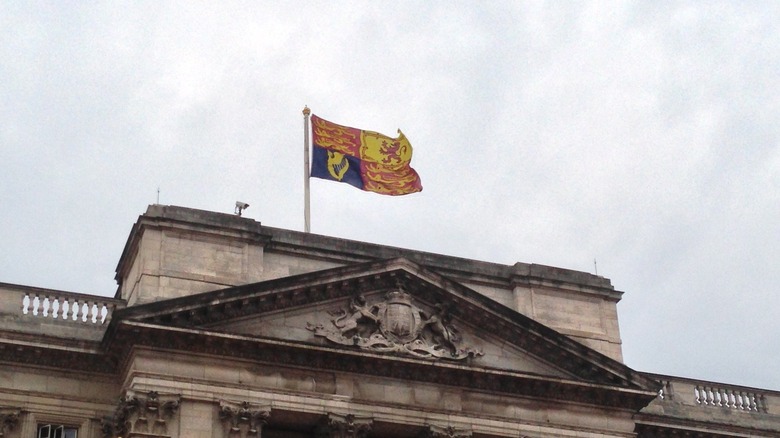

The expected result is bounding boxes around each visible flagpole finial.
[302,106,311,116]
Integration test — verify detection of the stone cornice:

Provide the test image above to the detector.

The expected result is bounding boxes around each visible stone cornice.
[108,258,651,391]
[0,336,114,374]
[635,419,778,438]
[108,319,658,411]
[1,256,657,409]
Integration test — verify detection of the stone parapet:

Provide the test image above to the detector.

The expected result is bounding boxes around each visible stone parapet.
[0,282,125,340]
[638,373,780,436]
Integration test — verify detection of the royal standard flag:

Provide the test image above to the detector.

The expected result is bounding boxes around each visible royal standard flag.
[310,115,422,195]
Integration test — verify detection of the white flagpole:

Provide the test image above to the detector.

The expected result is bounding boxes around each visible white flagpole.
[303,106,311,233]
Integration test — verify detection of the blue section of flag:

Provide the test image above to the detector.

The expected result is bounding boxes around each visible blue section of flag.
[311,145,365,190]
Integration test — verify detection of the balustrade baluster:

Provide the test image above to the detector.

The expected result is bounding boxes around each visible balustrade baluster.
[700,385,709,405]
[727,389,736,408]
[80,302,88,322]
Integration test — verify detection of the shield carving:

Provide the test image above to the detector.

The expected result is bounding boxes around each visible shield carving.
[378,291,422,344]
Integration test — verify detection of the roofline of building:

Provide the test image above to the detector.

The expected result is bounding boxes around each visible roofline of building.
[114,205,620,299]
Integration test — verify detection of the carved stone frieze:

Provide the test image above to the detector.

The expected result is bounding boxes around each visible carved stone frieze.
[315,413,373,438]
[104,390,181,437]
[421,424,472,438]
[0,408,20,438]
[219,400,270,438]
[307,291,483,360]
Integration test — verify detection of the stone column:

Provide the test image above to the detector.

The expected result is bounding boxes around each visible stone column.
[420,424,472,438]
[315,413,372,438]
[103,390,181,438]
[218,401,270,438]
[0,408,20,438]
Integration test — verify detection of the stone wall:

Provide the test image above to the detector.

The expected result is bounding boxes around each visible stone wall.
[113,205,625,361]
[0,364,118,438]
[119,347,638,438]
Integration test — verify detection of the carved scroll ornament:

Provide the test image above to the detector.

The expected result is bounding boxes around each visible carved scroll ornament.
[307,291,483,360]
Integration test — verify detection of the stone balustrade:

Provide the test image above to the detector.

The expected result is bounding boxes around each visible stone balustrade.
[23,292,111,324]
[646,373,779,415]
[0,282,124,325]
[694,383,766,412]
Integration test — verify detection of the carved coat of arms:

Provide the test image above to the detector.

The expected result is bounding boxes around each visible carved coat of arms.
[307,291,482,360]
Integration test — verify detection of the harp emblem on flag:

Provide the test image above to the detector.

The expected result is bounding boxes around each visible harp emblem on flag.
[326,151,349,181]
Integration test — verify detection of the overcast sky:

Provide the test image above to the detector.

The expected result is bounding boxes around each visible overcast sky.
[2,2,778,390]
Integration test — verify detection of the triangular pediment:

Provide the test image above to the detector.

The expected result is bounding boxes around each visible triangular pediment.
[207,289,570,379]
[107,258,659,409]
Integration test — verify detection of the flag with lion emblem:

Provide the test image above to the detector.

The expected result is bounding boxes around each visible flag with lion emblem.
[310,115,422,195]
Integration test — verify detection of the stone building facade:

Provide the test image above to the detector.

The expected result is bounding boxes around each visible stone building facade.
[0,205,778,437]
